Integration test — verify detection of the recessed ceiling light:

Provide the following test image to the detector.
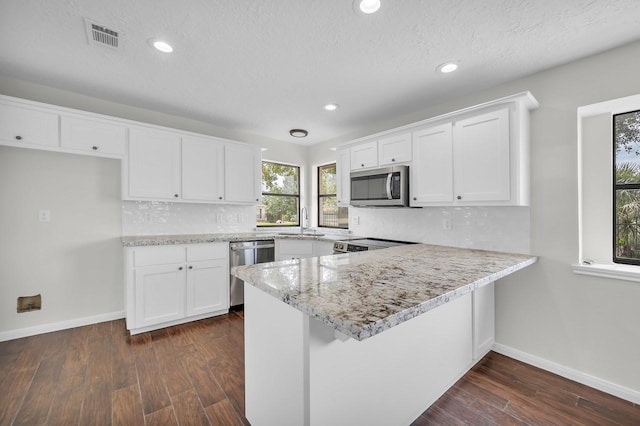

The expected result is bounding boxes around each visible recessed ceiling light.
[149,38,173,53]
[289,129,308,138]
[437,62,459,74]
[356,0,381,14]
[324,103,339,111]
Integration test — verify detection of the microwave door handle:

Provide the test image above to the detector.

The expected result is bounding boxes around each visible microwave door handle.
[386,173,393,199]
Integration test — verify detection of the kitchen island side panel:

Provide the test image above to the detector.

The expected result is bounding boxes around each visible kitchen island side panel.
[308,293,473,426]
[244,284,310,426]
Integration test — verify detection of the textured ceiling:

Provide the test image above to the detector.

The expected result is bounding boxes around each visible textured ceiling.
[0,0,639,145]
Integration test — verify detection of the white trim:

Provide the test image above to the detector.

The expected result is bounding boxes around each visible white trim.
[493,343,640,404]
[0,311,125,342]
[572,263,640,283]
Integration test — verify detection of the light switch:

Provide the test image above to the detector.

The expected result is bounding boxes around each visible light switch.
[39,209,51,223]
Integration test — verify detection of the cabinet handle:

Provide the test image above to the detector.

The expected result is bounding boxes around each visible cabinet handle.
[15,135,22,141]
[188,266,193,269]
[457,195,462,200]
[174,194,179,198]
[219,196,222,200]
[413,197,417,201]
[361,163,365,167]
[92,146,98,151]
[178,266,183,270]
[391,158,396,162]
[256,198,259,202]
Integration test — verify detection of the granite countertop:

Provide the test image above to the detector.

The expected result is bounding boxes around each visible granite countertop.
[121,232,360,247]
[231,244,537,341]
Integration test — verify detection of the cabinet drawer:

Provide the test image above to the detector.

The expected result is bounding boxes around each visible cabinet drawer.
[187,243,228,261]
[0,103,59,147]
[133,246,186,267]
[61,115,127,156]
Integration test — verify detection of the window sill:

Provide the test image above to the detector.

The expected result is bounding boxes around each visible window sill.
[572,262,640,283]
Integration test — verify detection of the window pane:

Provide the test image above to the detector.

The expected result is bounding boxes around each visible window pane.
[319,164,337,195]
[319,196,348,228]
[261,162,299,195]
[614,110,640,184]
[257,195,299,226]
[615,189,640,261]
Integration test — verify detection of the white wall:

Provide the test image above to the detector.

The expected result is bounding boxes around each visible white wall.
[0,146,123,336]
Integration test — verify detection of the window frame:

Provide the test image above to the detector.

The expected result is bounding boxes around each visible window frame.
[317,162,348,229]
[258,161,300,228]
[612,108,640,265]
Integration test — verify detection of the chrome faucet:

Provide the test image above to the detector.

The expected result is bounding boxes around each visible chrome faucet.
[300,206,308,234]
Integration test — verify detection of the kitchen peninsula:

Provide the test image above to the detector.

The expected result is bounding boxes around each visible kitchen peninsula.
[232,244,537,426]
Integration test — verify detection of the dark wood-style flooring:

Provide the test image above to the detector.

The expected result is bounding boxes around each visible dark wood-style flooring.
[1,311,639,425]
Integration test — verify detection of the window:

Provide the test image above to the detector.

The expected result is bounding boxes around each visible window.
[257,161,300,227]
[318,163,348,228]
[613,109,640,264]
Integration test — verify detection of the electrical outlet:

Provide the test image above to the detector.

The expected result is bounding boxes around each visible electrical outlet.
[351,216,360,225]
[216,213,223,223]
[443,217,452,231]
[38,209,51,223]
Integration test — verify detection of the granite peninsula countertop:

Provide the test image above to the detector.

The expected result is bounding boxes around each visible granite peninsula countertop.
[121,232,360,247]
[232,244,537,341]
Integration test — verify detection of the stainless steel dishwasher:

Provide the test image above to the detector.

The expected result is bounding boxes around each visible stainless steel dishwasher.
[229,240,275,308]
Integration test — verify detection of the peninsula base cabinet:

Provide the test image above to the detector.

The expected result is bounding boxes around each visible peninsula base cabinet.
[244,283,496,426]
[125,243,229,334]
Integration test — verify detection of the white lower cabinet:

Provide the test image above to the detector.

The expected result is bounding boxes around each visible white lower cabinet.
[275,239,335,260]
[125,243,229,334]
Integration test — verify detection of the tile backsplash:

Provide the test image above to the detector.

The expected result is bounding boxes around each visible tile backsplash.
[349,206,530,253]
[122,201,256,236]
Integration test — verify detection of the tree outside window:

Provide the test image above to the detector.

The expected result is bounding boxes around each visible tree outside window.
[614,109,640,264]
[257,161,300,227]
[318,163,348,229]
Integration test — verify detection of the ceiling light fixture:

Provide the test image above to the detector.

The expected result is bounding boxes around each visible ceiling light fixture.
[324,103,339,111]
[437,62,459,74]
[357,0,381,14]
[149,38,174,53]
[289,129,308,138]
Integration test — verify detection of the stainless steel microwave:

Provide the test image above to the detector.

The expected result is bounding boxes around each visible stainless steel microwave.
[350,165,409,207]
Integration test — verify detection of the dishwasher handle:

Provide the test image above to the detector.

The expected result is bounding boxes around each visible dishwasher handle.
[230,242,275,250]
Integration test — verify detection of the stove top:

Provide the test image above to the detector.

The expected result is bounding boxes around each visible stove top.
[333,238,415,253]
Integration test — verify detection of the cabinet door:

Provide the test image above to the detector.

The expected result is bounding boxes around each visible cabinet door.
[275,240,314,260]
[0,103,59,147]
[186,258,229,316]
[313,241,334,257]
[453,109,510,202]
[182,136,225,202]
[135,265,186,327]
[411,123,453,205]
[378,132,412,165]
[336,148,351,207]
[127,128,181,200]
[60,115,127,156]
[350,141,378,170]
[224,143,261,204]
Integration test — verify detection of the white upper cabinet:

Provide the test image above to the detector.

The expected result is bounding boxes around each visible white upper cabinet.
[0,102,59,148]
[453,108,510,203]
[224,142,261,204]
[181,136,224,202]
[336,148,351,207]
[126,127,182,200]
[411,123,454,205]
[61,115,127,157]
[378,132,412,166]
[350,140,378,170]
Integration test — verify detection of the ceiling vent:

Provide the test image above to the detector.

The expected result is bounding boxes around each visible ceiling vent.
[84,19,119,49]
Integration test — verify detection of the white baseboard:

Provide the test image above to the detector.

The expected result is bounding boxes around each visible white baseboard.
[0,311,126,342]
[493,343,640,404]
